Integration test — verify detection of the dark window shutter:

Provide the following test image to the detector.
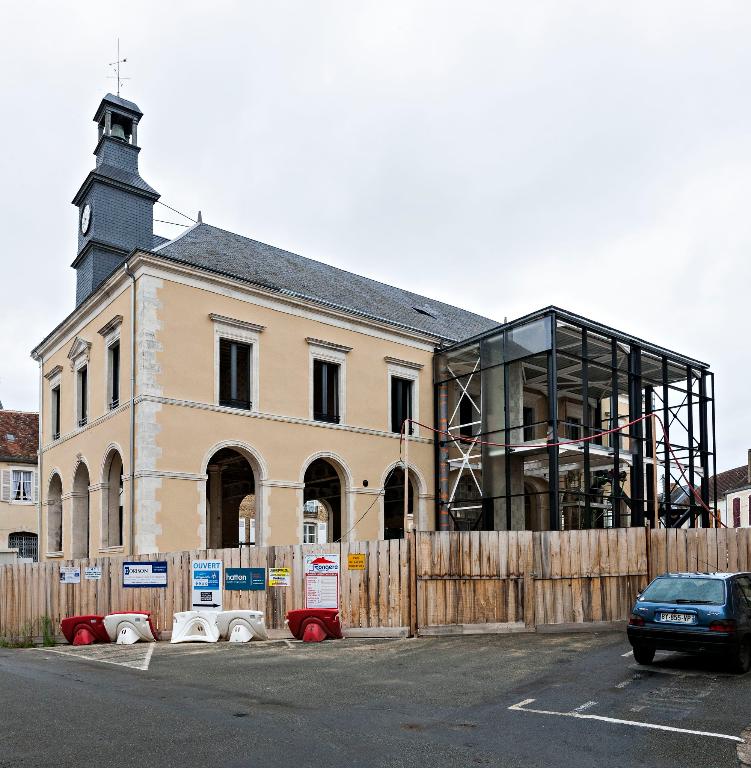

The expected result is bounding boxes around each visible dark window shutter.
[733,497,741,528]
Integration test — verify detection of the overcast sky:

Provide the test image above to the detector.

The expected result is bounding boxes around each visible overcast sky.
[0,1,748,470]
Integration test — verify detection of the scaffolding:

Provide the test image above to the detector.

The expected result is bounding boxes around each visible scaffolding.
[433,307,716,531]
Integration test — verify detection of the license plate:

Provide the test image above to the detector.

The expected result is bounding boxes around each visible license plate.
[659,612,695,624]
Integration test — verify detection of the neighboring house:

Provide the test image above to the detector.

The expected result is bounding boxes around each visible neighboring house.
[0,410,39,561]
[714,453,751,528]
[31,93,497,560]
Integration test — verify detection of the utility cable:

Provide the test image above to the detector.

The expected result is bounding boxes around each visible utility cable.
[155,200,197,224]
[398,414,725,529]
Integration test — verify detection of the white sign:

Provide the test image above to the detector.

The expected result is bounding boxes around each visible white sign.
[84,566,102,581]
[191,560,223,610]
[304,553,340,575]
[123,561,168,588]
[59,566,80,584]
[305,574,339,609]
[239,518,246,544]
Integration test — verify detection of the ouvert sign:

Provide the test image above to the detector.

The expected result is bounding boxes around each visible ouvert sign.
[191,560,223,609]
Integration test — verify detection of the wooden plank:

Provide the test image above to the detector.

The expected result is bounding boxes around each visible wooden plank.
[715,528,728,572]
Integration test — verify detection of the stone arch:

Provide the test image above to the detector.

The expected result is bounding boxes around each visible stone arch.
[524,475,550,531]
[202,442,266,549]
[299,451,353,490]
[101,446,125,548]
[301,453,352,543]
[380,459,428,497]
[47,471,63,554]
[71,458,91,559]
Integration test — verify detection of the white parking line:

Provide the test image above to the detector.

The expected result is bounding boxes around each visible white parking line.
[621,650,634,657]
[40,643,155,671]
[508,698,744,743]
[573,701,598,712]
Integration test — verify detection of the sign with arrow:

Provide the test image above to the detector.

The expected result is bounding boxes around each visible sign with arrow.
[191,560,223,611]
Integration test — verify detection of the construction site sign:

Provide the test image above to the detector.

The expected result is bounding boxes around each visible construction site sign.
[347,553,366,570]
[268,567,291,587]
[304,554,340,575]
[59,566,80,584]
[191,560,223,609]
[305,574,339,609]
[123,561,168,588]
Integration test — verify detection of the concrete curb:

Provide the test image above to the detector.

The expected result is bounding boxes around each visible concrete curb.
[536,621,624,634]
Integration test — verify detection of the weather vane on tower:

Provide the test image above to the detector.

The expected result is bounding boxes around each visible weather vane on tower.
[107,38,130,97]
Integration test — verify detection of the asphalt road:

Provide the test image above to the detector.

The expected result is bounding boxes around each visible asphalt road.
[1,630,750,768]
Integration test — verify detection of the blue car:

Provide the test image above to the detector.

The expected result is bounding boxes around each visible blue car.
[627,572,751,673]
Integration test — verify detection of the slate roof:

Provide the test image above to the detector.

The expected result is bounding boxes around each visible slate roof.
[0,411,38,464]
[94,93,143,120]
[155,223,499,342]
[710,465,750,500]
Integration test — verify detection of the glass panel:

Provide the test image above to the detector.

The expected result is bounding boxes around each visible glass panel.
[219,339,251,409]
[506,317,552,363]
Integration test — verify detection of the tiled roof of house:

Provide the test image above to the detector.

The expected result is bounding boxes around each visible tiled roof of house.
[0,411,38,464]
[710,465,749,500]
[155,223,499,343]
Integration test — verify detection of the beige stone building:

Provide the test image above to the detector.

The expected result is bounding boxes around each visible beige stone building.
[0,410,39,561]
[31,94,496,560]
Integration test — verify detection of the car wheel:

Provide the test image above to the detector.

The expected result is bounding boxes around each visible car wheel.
[732,640,751,674]
[632,644,655,665]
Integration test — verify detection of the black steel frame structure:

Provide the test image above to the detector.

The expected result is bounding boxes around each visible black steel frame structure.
[433,307,716,532]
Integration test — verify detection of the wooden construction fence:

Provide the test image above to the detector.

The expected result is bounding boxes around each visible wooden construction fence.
[3,528,751,642]
[0,539,410,642]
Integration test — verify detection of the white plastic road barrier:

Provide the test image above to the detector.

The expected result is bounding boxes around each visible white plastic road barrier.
[216,610,268,643]
[103,613,157,644]
[170,611,220,644]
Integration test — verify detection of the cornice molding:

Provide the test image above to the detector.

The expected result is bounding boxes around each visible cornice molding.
[98,314,124,337]
[209,313,265,334]
[384,356,424,370]
[306,337,353,354]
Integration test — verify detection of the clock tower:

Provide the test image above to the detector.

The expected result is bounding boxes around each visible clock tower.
[71,94,160,305]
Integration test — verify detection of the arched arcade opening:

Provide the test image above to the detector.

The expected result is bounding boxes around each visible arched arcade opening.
[303,458,344,543]
[206,448,257,548]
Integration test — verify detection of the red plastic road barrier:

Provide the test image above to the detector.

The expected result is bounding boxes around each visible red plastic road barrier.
[302,622,327,643]
[106,611,159,640]
[286,608,343,641]
[60,615,110,645]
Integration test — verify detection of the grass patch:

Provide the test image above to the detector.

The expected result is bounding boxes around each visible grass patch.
[0,616,58,648]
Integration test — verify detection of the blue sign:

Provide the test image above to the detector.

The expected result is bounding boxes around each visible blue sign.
[191,559,223,609]
[225,567,266,591]
[123,561,168,588]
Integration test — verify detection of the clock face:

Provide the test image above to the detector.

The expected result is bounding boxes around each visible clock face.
[80,203,91,235]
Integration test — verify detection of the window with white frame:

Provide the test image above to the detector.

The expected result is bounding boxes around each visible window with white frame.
[45,365,62,440]
[220,339,251,409]
[0,468,37,505]
[303,521,317,543]
[108,341,120,409]
[51,384,61,440]
[12,470,32,501]
[308,339,350,424]
[76,364,88,427]
[210,314,263,411]
[98,315,123,411]
[66,336,91,428]
[385,357,421,436]
[391,377,413,434]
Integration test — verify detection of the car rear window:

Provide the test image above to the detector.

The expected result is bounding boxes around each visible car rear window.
[639,577,725,605]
